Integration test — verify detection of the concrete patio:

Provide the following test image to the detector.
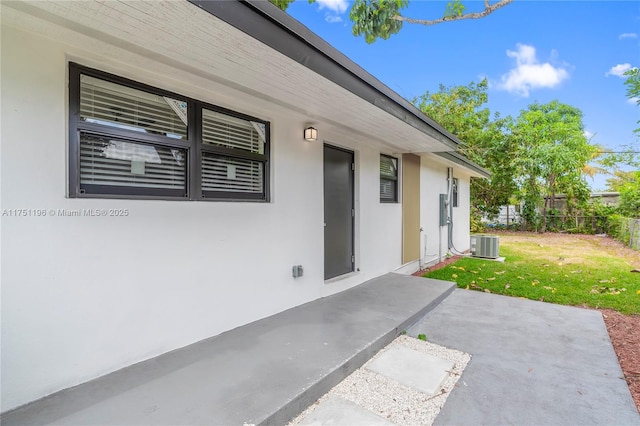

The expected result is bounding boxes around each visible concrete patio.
[2,274,638,425]
[408,289,640,425]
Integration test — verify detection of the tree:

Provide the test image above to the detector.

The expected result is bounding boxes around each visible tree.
[623,67,640,135]
[606,67,640,217]
[270,0,513,43]
[617,171,640,218]
[511,101,596,231]
[413,80,517,218]
[606,170,638,192]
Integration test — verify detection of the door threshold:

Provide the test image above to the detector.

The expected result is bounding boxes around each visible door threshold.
[324,271,359,284]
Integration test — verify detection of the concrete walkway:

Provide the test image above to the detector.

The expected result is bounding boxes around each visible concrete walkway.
[1,274,455,426]
[408,289,640,425]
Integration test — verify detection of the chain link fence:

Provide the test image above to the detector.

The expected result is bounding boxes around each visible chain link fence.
[542,215,611,234]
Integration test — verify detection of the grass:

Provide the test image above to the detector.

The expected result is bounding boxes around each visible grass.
[424,236,640,315]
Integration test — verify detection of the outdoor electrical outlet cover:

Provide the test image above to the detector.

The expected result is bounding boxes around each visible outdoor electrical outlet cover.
[292,265,303,278]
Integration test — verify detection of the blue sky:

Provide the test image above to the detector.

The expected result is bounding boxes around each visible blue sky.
[286,0,639,190]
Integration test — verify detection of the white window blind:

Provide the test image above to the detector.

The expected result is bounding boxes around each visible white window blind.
[380,180,396,200]
[80,133,186,190]
[202,109,263,154]
[380,155,398,202]
[201,153,263,193]
[80,75,187,139]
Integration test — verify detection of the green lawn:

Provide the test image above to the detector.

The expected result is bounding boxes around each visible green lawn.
[423,235,640,315]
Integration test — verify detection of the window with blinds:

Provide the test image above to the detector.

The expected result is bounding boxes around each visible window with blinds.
[201,154,263,193]
[202,109,264,154]
[69,63,270,201]
[200,108,268,199]
[79,133,187,194]
[380,154,398,203]
[80,75,187,139]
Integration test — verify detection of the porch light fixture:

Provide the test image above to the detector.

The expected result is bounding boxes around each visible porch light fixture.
[304,126,318,141]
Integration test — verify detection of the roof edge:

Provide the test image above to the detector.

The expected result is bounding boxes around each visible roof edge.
[187,0,460,150]
[434,151,491,178]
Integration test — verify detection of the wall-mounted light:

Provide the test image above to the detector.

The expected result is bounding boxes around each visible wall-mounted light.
[304,126,318,142]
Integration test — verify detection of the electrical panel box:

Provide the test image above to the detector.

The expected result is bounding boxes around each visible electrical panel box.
[439,194,448,226]
[470,235,500,259]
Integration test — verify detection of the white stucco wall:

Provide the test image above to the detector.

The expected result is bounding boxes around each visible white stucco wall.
[419,154,473,267]
[0,24,404,411]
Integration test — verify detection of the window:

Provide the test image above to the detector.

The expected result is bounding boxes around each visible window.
[69,63,270,201]
[380,154,398,203]
[452,178,459,207]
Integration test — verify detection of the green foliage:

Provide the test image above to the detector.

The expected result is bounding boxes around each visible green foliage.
[350,0,408,44]
[606,170,640,219]
[607,170,637,191]
[609,216,640,249]
[272,0,512,43]
[444,0,466,18]
[624,68,640,101]
[618,171,640,218]
[423,241,640,314]
[511,101,596,231]
[470,206,486,233]
[624,67,640,135]
[417,333,427,341]
[269,0,297,11]
[414,80,517,218]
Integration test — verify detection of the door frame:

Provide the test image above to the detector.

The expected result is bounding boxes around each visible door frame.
[323,143,355,280]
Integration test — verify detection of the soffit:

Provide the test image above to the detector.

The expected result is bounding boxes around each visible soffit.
[1,0,455,153]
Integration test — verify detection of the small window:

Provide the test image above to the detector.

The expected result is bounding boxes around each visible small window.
[452,178,459,207]
[380,154,398,203]
[69,63,270,201]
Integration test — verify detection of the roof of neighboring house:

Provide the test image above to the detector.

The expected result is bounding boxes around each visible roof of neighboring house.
[188,0,489,174]
[547,192,620,199]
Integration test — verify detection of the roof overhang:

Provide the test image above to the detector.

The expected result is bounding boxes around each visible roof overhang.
[3,0,490,169]
[187,0,461,151]
[434,152,491,178]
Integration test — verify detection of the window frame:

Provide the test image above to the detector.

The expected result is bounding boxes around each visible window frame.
[379,154,399,203]
[68,63,270,202]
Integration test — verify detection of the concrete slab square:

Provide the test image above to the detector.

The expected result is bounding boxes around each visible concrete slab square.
[297,395,394,425]
[366,345,454,395]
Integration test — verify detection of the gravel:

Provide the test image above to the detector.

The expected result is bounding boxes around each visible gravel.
[289,335,470,425]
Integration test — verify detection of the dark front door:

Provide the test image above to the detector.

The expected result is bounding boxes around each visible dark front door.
[324,144,354,280]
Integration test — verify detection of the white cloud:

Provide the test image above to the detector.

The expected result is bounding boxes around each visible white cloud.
[628,97,640,105]
[584,130,594,140]
[316,0,348,14]
[497,44,569,97]
[605,63,633,78]
[325,14,343,23]
[619,33,638,40]
[316,0,347,24]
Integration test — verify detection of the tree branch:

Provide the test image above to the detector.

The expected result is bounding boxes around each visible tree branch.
[392,0,513,26]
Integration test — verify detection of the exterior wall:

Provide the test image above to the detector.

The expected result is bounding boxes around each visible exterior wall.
[418,155,473,268]
[0,25,403,411]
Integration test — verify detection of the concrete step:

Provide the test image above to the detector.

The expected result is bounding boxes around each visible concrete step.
[1,273,455,426]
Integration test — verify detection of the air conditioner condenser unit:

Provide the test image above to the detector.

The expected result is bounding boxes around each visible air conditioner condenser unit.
[470,235,500,259]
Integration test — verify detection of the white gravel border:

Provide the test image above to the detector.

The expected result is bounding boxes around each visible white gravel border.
[289,335,471,426]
